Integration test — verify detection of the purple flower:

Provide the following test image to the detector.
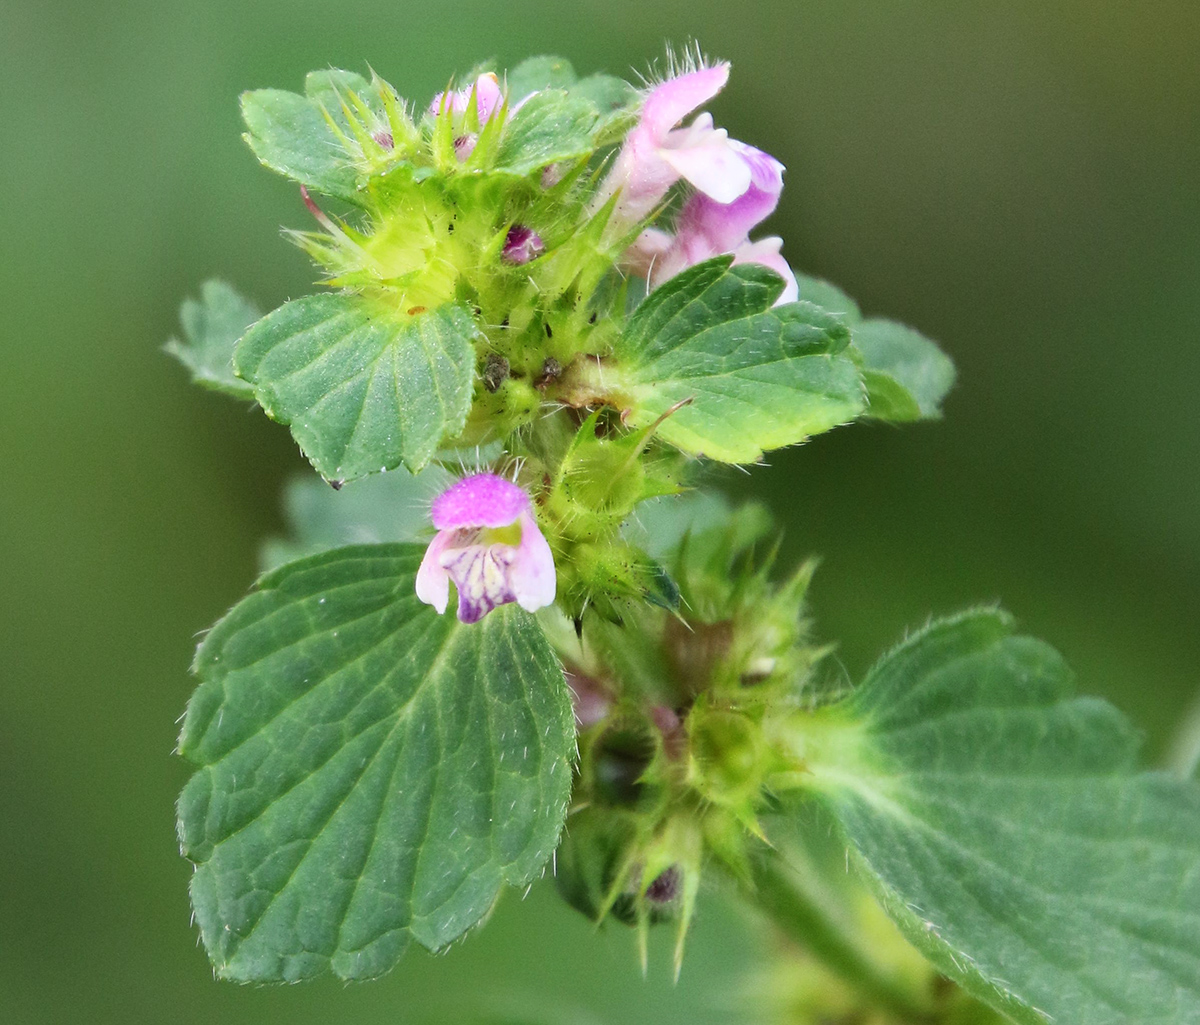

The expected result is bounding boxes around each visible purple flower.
[632,140,799,304]
[595,62,753,229]
[415,473,556,624]
[501,224,545,265]
[429,72,504,123]
[673,141,784,254]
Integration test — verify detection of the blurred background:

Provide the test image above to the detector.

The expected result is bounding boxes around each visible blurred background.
[2,0,1198,1021]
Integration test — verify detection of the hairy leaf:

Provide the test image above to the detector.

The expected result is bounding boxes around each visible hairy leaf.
[611,258,865,463]
[495,90,603,177]
[504,55,577,103]
[853,319,954,421]
[234,295,479,482]
[241,89,362,204]
[794,273,862,323]
[804,610,1200,1025]
[793,273,954,422]
[165,280,259,399]
[177,544,574,982]
[570,73,638,116]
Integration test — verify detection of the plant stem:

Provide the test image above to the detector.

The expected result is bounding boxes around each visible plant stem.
[750,856,931,1022]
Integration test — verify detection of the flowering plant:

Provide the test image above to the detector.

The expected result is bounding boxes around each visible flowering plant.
[168,51,1200,1024]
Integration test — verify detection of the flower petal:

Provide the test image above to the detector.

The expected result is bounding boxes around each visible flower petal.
[473,72,504,122]
[415,531,452,613]
[509,510,557,613]
[659,132,753,204]
[675,141,784,251]
[443,545,518,624]
[640,63,730,139]
[623,227,675,277]
[430,472,530,530]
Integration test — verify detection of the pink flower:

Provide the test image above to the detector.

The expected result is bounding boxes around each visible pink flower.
[594,63,753,230]
[430,73,507,163]
[415,473,556,624]
[429,72,504,123]
[672,141,784,254]
[633,140,799,304]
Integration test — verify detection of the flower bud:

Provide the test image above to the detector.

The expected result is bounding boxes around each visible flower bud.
[501,224,545,265]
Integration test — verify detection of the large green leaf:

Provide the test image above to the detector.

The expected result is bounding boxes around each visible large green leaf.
[611,257,865,463]
[177,544,575,982]
[853,319,955,421]
[801,610,1200,1025]
[234,295,480,482]
[165,280,259,400]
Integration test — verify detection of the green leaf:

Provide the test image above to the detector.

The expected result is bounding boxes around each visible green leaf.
[852,319,955,421]
[803,610,1200,1025]
[794,273,862,323]
[571,74,639,145]
[622,491,733,559]
[165,280,259,399]
[259,466,450,572]
[504,55,577,103]
[240,88,362,204]
[495,90,601,177]
[610,258,865,463]
[177,544,575,982]
[502,58,635,145]
[570,73,638,116]
[304,69,377,114]
[234,295,480,482]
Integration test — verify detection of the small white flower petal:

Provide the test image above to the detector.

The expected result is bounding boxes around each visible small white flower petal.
[659,136,753,204]
[415,532,451,614]
[510,511,557,613]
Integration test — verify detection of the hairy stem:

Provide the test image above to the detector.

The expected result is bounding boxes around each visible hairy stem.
[750,855,932,1022]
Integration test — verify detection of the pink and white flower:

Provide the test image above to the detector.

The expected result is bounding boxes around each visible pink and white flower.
[640,140,798,303]
[594,62,753,230]
[415,473,556,624]
[596,61,799,303]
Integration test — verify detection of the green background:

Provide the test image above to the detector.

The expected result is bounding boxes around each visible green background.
[2,0,1197,1022]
